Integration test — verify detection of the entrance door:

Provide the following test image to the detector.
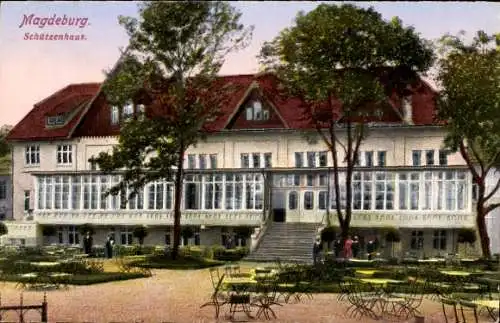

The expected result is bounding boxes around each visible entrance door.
[272,191,286,222]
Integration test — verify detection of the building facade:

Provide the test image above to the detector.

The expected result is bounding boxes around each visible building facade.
[4,73,494,257]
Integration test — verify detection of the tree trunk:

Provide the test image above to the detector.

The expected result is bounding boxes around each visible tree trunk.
[476,204,491,259]
[171,152,185,260]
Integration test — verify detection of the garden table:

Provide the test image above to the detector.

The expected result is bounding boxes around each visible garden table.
[355,270,379,277]
[472,299,499,309]
[440,270,472,277]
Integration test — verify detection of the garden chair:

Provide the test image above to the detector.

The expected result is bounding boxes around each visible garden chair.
[199,273,227,318]
[251,279,282,320]
[440,297,460,323]
[383,278,424,320]
[345,281,380,320]
[458,299,479,323]
[226,282,254,320]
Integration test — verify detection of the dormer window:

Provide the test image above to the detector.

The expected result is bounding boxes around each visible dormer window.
[245,100,269,121]
[46,114,66,126]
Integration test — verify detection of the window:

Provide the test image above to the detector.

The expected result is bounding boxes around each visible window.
[410,231,424,250]
[412,150,421,166]
[68,226,80,245]
[364,151,374,167]
[288,191,298,210]
[307,152,316,167]
[433,230,447,250]
[354,151,360,166]
[0,213,5,220]
[304,191,314,210]
[204,175,223,209]
[353,172,375,210]
[306,175,314,186]
[319,173,328,186]
[25,145,40,165]
[136,104,145,114]
[264,153,272,168]
[377,151,386,167]
[209,154,217,169]
[425,150,434,165]
[57,145,72,165]
[252,153,261,168]
[0,181,6,200]
[58,227,63,244]
[187,154,196,169]
[120,228,133,245]
[374,172,394,210]
[245,100,269,121]
[319,151,327,167]
[439,150,448,165]
[199,154,207,169]
[46,114,65,126]
[240,154,249,168]
[318,191,327,210]
[24,191,31,212]
[165,233,171,245]
[111,106,119,125]
[123,103,134,119]
[295,152,303,168]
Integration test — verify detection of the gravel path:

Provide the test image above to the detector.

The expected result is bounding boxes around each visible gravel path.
[0,267,488,323]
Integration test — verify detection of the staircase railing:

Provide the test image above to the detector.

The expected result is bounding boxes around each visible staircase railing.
[250,209,273,253]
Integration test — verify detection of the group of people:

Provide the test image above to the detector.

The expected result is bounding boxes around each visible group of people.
[82,231,116,258]
[313,235,379,264]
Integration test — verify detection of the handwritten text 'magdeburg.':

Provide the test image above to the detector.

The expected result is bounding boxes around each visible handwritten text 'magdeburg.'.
[19,14,89,29]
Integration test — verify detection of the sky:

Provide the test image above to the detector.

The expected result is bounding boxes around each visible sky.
[1,1,499,127]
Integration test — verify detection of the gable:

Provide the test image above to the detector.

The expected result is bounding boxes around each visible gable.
[224,85,288,130]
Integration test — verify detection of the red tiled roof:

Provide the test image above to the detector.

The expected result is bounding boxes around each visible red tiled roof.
[7,83,101,141]
[8,73,438,142]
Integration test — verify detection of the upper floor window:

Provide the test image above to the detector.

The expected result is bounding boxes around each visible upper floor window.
[426,150,435,166]
[412,150,422,166]
[111,106,120,125]
[245,101,269,121]
[264,153,272,168]
[199,154,207,169]
[25,145,40,165]
[295,152,303,168]
[187,154,196,169]
[46,114,66,127]
[209,154,217,169]
[57,145,72,165]
[0,180,6,200]
[439,150,448,166]
[377,151,386,167]
[318,151,328,167]
[364,151,374,167]
[240,153,271,168]
[123,103,134,119]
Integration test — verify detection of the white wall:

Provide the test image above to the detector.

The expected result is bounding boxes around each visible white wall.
[11,126,467,221]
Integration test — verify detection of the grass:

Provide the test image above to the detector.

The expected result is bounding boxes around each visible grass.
[1,272,149,285]
[130,254,225,270]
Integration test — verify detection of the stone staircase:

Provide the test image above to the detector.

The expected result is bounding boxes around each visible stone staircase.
[246,222,320,263]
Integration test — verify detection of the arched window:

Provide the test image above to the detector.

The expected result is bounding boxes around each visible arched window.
[304,191,314,210]
[288,191,298,210]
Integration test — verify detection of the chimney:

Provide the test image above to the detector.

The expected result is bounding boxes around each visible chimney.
[402,95,413,125]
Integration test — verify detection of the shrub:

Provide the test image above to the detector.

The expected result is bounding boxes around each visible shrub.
[0,222,7,237]
[132,225,149,246]
[201,246,214,260]
[42,226,57,237]
[78,223,95,236]
[320,226,337,243]
[213,246,249,261]
[457,228,476,244]
[384,227,401,243]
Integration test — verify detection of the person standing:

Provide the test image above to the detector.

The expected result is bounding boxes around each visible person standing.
[105,235,114,259]
[83,231,93,256]
[344,235,353,259]
[313,238,322,265]
[352,236,360,259]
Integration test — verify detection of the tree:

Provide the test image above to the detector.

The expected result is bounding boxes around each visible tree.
[436,30,500,258]
[92,1,252,260]
[0,125,12,157]
[259,3,434,242]
[132,225,149,250]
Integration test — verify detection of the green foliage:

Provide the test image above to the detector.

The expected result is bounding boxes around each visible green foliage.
[457,228,477,244]
[383,227,401,243]
[259,3,434,237]
[436,30,500,258]
[41,226,57,237]
[92,2,252,260]
[0,222,7,236]
[78,223,95,236]
[132,225,149,245]
[0,125,12,158]
[320,226,337,243]
[181,226,194,239]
